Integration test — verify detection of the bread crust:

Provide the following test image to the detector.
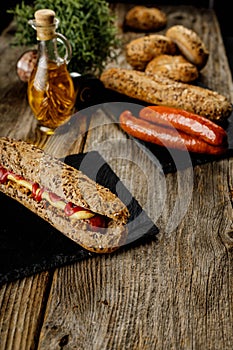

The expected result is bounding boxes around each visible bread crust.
[166,25,209,69]
[124,6,167,31]
[100,68,232,122]
[145,54,199,82]
[125,34,177,70]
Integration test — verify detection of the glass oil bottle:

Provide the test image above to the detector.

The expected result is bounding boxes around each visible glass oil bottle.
[27,9,75,134]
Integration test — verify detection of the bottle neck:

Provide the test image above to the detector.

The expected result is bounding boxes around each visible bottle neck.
[37,38,57,61]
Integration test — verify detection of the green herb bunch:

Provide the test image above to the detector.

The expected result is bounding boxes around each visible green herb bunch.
[8,0,120,76]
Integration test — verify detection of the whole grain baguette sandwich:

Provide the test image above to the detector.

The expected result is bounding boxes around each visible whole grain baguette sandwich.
[100,67,232,122]
[0,137,130,253]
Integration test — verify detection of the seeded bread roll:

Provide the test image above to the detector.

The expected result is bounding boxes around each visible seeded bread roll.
[125,34,177,70]
[145,54,199,82]
[0,137,129,253]
[166,25,209,69]
[100,68,232,122]
[124,5,167,31]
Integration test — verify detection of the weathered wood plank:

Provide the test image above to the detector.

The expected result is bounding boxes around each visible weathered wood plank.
[0,272,51,350]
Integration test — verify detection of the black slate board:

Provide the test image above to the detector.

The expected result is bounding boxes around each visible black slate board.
[0,151,158,286]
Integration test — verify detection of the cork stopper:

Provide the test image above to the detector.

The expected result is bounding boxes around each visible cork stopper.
[34,9,57,41]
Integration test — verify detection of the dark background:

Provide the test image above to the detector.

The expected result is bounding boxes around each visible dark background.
[1,0,233,74]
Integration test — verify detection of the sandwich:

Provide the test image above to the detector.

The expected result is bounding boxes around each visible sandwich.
[0,137,129,253]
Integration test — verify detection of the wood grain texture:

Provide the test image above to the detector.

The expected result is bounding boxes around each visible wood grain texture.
[0,272,51,350]
[0,4,233,350]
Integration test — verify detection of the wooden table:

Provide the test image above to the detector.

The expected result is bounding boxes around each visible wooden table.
[1,4,233,349]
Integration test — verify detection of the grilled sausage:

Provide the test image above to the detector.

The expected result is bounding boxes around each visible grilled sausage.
[139,106,228,146]
[119,110,228,155]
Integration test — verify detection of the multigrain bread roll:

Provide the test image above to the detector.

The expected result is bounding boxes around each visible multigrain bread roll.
[166,25,209,69]
[0,137,130,253]
[125,34,177,70]
[100,68,232,122]
[145,54,199,82]
[124,5,167,31]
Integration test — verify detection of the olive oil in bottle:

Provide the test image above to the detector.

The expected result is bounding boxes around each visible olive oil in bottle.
[27,9,75,134]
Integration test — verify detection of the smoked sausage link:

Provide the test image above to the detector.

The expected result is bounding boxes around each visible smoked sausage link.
[119,110,227,155]
[139,106,228,146]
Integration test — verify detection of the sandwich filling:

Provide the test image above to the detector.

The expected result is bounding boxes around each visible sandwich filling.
[0,165,107,229]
